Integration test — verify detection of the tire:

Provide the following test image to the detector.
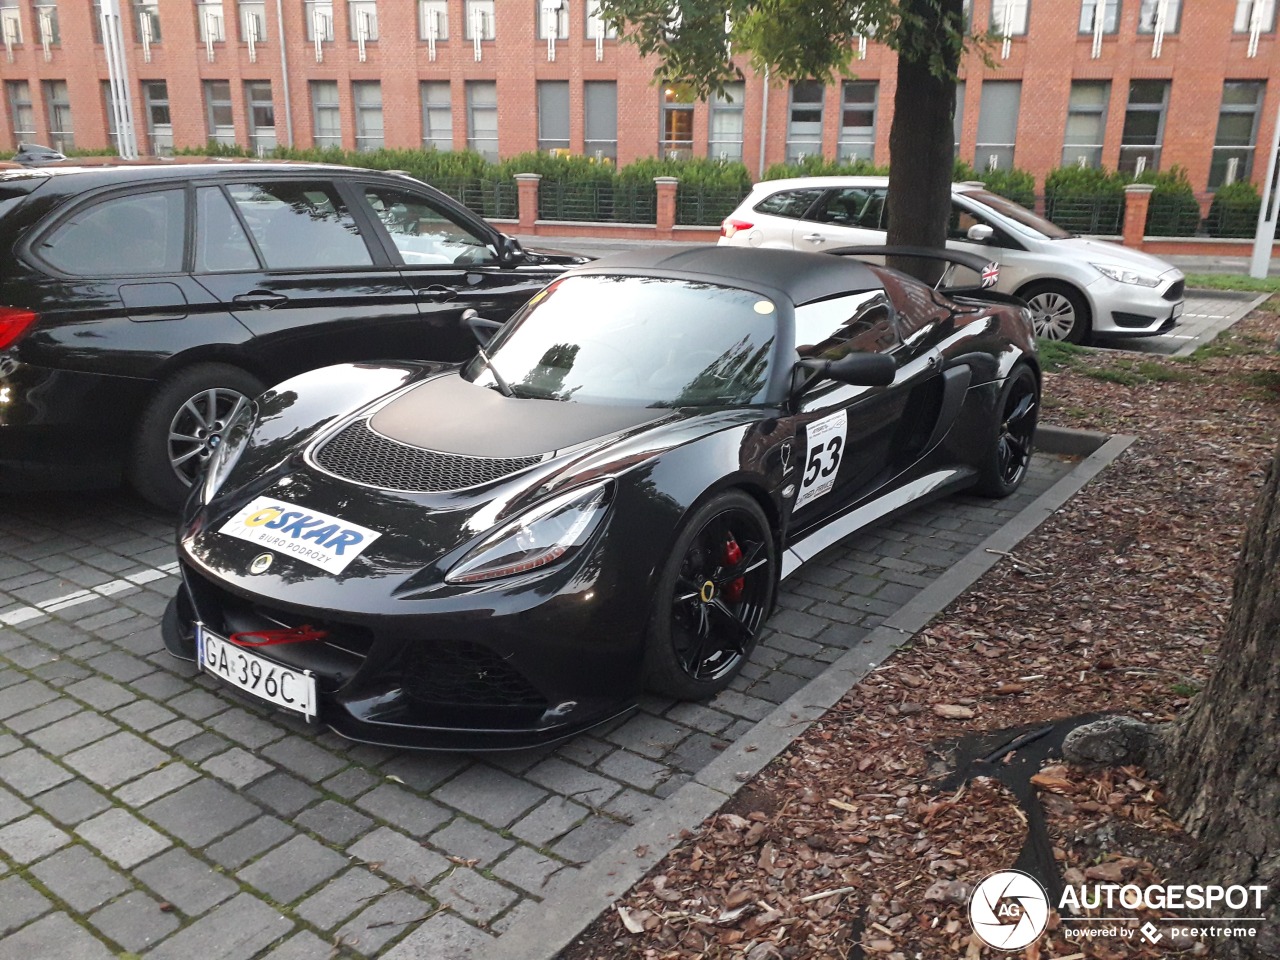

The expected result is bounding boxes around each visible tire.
[643,491,777,700]
[1021,281,1091,344]
[129,363,264,511]
[973,365,1039,498]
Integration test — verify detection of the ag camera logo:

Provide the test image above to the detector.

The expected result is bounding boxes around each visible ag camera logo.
[969,870,1050,950]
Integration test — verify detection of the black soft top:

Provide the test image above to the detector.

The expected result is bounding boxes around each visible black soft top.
[571,246,883,306]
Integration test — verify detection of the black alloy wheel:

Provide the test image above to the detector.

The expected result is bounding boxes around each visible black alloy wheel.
[645,491,776,699]
[975,364,1039,498]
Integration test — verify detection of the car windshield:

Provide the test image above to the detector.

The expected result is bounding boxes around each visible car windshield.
[964,189,1072,240]
[470,274,778,407]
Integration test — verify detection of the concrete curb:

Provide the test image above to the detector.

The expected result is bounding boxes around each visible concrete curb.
[483,430,1136,960]
[1173,293,1270,358]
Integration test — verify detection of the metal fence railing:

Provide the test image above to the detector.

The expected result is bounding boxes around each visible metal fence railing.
[1042,194,1125,235]
[538,181,657,223]
[675,186,752,226]
[434,178,519,220]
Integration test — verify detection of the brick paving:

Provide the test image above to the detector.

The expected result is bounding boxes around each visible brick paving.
[0,455,1072,958]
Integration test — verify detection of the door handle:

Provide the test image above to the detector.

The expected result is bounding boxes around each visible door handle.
[416,285,457,302]
[232,291,289,309]
[801,233,826,244]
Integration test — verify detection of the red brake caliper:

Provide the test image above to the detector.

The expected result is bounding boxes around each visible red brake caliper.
[722,538,745,602]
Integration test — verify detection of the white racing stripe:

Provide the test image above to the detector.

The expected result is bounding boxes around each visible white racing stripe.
[0,561,180,628]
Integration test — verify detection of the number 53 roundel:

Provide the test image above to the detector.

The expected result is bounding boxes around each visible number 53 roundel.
[794,410,847,509]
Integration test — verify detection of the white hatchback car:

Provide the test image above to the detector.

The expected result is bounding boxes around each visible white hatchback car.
[718,176,1186,343]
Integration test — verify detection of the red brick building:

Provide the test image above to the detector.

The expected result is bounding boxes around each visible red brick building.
[0,0,1277,193]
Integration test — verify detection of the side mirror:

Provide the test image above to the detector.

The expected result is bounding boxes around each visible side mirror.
[796,352,897,388]
[499,234,525,263]
[967,223,995,243]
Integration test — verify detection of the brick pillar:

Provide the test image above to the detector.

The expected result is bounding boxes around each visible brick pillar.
[654,176,679,240]
[1122,183,1155,250]
[515,174,542,234]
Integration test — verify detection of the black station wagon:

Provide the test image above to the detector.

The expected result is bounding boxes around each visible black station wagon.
[0,158,582,508]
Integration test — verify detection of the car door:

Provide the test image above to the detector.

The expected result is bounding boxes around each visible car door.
[192,178,421,376]
[785,283,948,539]
[791,186,888,254]
[943,196,1031,291]
[349,182,568,363]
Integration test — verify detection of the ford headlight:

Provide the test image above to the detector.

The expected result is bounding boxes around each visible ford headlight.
[1091,263,1162,288]
[200,402,256,504]
[446,482,612,585]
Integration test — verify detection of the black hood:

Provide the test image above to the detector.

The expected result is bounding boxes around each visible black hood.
[366,374,663,460]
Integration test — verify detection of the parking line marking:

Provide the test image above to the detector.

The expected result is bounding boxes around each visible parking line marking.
[0,561,180,628]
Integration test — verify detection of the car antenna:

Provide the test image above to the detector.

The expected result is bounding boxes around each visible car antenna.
[462,309,515,398]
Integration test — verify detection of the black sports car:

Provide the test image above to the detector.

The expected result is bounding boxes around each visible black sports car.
[163,246,1040,750]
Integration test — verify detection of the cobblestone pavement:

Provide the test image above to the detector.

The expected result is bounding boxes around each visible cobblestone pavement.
[1097,291,1258,356]
[0,454,1073,959]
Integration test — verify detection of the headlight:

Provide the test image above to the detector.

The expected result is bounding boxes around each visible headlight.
[446,482,612,585]
[1091,263,1162,288]
[200,402,256,504]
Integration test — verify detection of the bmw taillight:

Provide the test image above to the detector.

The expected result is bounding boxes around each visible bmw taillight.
[0,307,37,350]
[721,218,753,239]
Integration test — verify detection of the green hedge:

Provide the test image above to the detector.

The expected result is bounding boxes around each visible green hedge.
[1205,180,1262,239]
[1134,165,1202,237]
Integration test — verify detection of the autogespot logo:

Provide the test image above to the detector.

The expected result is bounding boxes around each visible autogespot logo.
[969,870,1051,951]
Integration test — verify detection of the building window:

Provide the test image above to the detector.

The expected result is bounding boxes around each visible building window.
[466,80,497,160]
[537,80,569,152]
[585,0,616,38]
[100,81,118,148]
[1079,0,1119,33]
[143,80,172,155]
[6,81,35,143]
[538,0,568,39]
[35,1,59,46]
[584,80,616,161]
[133,0,161,44]
[92,0,101,42]
[662,84,695,160]
[349,0,376,41]
[240,0,266,42]
[990,0,1029,35]
[464,0,494,39]
[1235,0,1277,32]
[44,80,73,151]
[1119,79,1168,174]
[246,80,275,154]
[1210,81,1265,187]
[1,0,23,48]
[975,80,1021,171]
[954,81,965,156]
[786,81,824,163]
[352,81,382,151]
[311,80,341,147]
[419,0,447,39]
[421,81,452,150]
[1062,81,1109,168]
[205,80,234,145]
[709,82,745,162]
[196,0,224,42]
[1138,0,1180,33]
[305,0,333,41]
[839,81,877,162]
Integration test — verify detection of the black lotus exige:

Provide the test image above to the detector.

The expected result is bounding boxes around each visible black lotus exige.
[163,246,1040,750]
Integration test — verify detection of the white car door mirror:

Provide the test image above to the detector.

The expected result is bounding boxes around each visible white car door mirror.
[967,223,995,243]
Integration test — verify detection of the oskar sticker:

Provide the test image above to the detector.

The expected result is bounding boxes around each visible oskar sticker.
[219,497,381,574]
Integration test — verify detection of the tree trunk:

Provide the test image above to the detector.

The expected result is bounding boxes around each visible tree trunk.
[885,0,962,283]
[1161,439,1280,958]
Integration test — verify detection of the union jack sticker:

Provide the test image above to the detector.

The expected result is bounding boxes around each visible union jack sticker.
[980,262,1000,287]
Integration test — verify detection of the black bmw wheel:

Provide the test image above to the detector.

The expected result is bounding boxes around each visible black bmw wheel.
[974,365,1039,498]
[644,491,776,699]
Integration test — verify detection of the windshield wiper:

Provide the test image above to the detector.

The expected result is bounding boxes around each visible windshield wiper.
[463,310,514,398]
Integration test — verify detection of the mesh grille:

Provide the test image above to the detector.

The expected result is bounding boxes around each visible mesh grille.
[314,419,542,492]
[402,639,547,709]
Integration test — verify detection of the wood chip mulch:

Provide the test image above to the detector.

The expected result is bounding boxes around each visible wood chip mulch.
[559,302,1280,960]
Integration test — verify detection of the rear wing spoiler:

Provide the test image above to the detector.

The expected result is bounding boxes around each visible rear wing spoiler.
[823,245,1010,299]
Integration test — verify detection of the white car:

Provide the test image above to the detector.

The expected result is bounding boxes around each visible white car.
[718,176,1185,343]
